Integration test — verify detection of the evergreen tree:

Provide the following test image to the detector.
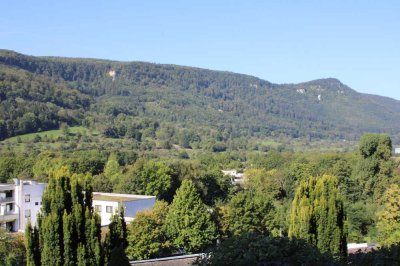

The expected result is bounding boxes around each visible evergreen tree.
[108,246,130,266]
[63,211,74,266]
[25,221,40,266]
[25,167,103,266]
[289,175,347,258]
[103,206,128,264]
[164,179,218,253]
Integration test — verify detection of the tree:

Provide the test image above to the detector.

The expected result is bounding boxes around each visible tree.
[244,168,284,199]
[352,133,395,200]
[103,207,129,265]
[198,233,333,266]
[116,160,174,201]
[0,228,26,266]
[25,221,40,266]
[25,167,103,265]
[218,190,276,238]
[376,184,400,247]
[60,123,70,136]
[289,175,347,258]
[164,179,218,253]
[127,201,172,260]
[104,153,120,182]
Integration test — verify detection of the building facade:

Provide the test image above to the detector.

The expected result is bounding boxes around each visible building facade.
[0,180,155,232]
[0,179,46,232]
[93,192,156,226]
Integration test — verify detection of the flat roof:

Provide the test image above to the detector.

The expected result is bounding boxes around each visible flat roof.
[92,192,155,202]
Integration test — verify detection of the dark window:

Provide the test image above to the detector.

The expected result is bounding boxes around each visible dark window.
[106,206,113,213]
[25,194,30,203]
[25,209,31,218]
[95,205,102,212]
[35,202,39,206]
[5,190,12,198]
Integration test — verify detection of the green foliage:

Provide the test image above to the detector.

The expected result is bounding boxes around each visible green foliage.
[127,201,172,260]
[164,179,218,253]
[244,168,284,199]
[376,184,400,247]
[2,49,400,152]
[353,133,395,200]
[116,160,175,201]
[289,175,347,257]
[25,167,103,266]
[108,246,130,266]
[347,245,400,266]
[0,228,26,266]
[198,233,334,266]
[103,153,120,181]
[218,190,276,237]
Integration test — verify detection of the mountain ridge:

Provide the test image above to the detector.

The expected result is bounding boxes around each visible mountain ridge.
[0,49,399,147]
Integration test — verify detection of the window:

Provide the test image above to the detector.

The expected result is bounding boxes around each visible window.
[6,203,13,212]
[95,205,102,212]
[106,206,113,213]
[25,194,30,203]
[25,209,31,218]
[35,202,39,206]
[5,190,12,198]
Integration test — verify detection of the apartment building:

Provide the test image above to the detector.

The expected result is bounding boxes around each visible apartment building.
[0,180,155,232]
[0,179,46,232]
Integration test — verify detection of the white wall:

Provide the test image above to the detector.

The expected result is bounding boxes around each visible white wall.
[93,200,120,226]
[93,198,156,226]
[18,181,46,231]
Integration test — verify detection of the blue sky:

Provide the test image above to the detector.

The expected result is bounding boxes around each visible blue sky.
[1,0,399,99]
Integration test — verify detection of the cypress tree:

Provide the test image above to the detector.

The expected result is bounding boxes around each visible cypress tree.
[289,175,347,258]
[25,167,103,265]
[104,206,129,264]
[77,243,87,266]
[108,207,128,249]
[41,213,62,266]
[63,211,74,266]
[164,179,218,253]
[25,221,40,266]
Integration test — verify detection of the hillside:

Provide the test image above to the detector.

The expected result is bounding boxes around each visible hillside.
[0,49,399,150]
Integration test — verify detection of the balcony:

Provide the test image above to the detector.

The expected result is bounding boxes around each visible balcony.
[0,211,18,223]
[0,197,15,203]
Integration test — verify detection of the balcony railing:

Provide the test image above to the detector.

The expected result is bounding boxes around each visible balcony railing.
[0,197,15,203]
[0,211,18,222]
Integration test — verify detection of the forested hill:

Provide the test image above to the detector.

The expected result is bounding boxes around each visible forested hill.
[1,49,400,145]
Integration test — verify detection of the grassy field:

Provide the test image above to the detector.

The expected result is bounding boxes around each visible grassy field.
[4,127,97,143]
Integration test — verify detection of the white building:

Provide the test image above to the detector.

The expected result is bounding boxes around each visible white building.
[93,192,156,226]
[0,180,156,231]
[0,179,46,232]
[222,169,245,184]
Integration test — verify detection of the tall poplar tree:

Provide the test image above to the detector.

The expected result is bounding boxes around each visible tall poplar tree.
[289,174,347,258]
[25,167,102,266]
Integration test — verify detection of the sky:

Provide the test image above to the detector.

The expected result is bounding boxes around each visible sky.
[1,0,400,99]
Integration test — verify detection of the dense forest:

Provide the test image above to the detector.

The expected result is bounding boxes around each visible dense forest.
[1,49,400,150]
